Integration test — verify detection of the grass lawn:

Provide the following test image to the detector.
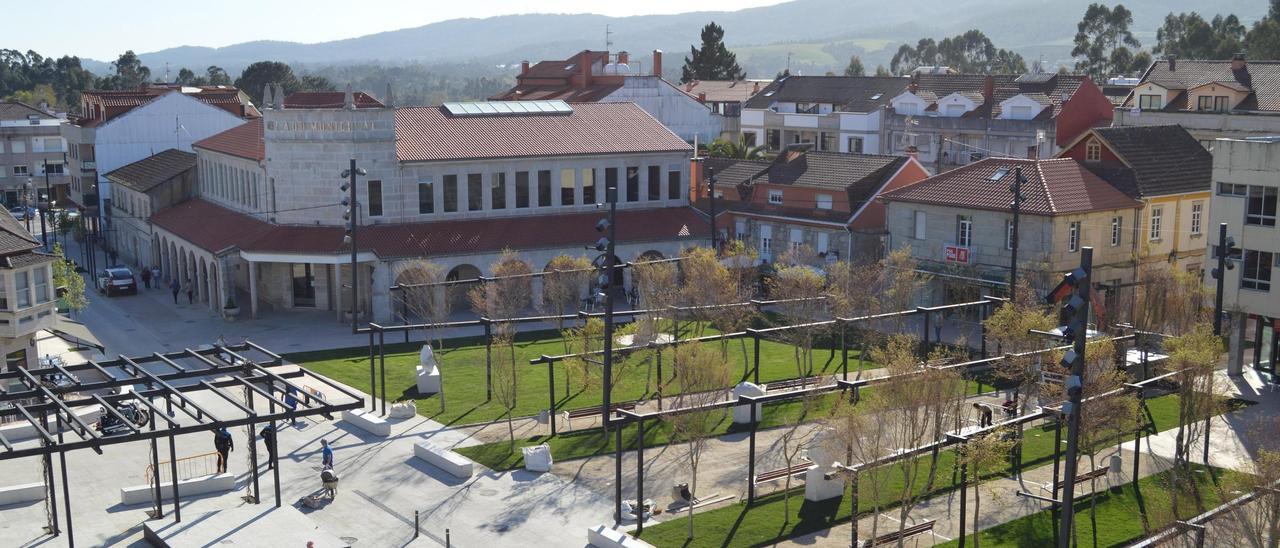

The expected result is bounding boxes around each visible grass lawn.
[290,323,874,428]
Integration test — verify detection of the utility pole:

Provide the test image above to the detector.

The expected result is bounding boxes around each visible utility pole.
[341,158,366,333]
[707,166,718,253]
[1057,247,1092,547]
[1211,222,1237,336]
[1008,166,1025,299]
[592,184,620,523]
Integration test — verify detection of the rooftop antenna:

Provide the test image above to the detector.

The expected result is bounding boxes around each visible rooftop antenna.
[606,24,614,53]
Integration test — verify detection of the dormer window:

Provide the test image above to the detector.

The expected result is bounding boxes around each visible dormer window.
[1197,95,1230,112]
[1086,139,1102,162]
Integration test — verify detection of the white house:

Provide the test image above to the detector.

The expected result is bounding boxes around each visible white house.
[740,76,908,155]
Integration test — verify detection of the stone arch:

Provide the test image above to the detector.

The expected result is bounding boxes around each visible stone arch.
[445,264,482,311]
[198,257,208,304]
[393,265,438,322]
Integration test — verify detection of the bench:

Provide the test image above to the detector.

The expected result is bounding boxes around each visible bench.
[413,441,473,479]
[0,482,45,506]
[562,402,638,429]
[765,376,826,392]
[342,409,390,437]
[753,460,813,485]
[587,524,657,548]
[120,473,236,505]
[1055,467,1109,491]
[861,519,936,547]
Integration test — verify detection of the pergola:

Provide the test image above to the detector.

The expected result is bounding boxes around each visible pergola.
[0,341,364,547]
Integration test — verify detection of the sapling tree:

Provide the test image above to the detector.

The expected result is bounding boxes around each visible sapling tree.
[664,343,730,539]
[678,246,736,338]
[769,259,828,386]
[961,429,1015,548]
[468,250,533,404]
[538,254,592,392]
[51,243,87,314]
[394,260,452,409]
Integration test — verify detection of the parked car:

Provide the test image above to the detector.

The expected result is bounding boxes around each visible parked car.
[98,266,138,296]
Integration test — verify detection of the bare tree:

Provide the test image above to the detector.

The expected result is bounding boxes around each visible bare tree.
[664,343,731,539]
[827,258,886,378]
[492,333,520,449]
[770,259,828,386]
[539,254,593,392]
[1203,417,1280,547]
[984,289,1056,410]
[880,247,928,334]
[830,387,893,542]
[1165,323,1226,509]
[469,250,533,404]
[1135,263,1211,335]
[631,257,680,397]
[678,246,737,338]
[961,429,1016,548]
[775,389,823,521]
[394,260,453,409]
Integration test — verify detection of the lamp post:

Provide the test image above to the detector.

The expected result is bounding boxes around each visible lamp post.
[1008,166,1026,299]
[341,158,367,333]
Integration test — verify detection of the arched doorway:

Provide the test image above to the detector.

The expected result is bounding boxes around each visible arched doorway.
[445,264,481,311]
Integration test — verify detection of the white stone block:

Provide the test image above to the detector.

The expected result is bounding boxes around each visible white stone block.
[413,441,473,479]
[342,409,391,437]
[389,401,417,419]
[803,466,844,502]
[416,345,441,394]
[120,473,236,505]
[732,382,766,424]
[522,443,553,472]
[587,524,657,548]
[0,482,45,506]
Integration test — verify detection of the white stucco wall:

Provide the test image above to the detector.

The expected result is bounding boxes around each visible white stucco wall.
[604,76,721,143]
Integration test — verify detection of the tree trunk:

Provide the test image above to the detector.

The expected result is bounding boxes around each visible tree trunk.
[973,472,982,548]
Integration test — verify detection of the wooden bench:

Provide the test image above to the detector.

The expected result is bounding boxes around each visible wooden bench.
[861,520,936,547]
[765,376,826,392]
[753,460,813,485]
[1055,467,1109,491]
[562,402,637,429]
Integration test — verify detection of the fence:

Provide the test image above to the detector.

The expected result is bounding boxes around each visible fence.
[144,451,221,484]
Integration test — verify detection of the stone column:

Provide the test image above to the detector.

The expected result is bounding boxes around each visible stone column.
[248,261,259,320]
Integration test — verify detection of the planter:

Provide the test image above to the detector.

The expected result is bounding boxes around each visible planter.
[223,306,240,322]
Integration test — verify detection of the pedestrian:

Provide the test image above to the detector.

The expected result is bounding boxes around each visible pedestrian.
[260,423,277,469]
[321,438,333,469]
[974,402,993,427]
[285,386,299,426]
[151,266,160,288]
[213,426,234,473]
[1002,397,1017,419]
[169,278,180,304]
[140,266,152,289]
[186,281,195,304]
[320,467,338,499]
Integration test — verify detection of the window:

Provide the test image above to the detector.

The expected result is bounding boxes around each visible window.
[0,273,6,309]
[1218,182,1248,196]
[560,169,575,206]
[1200,95,1231,112]
[10,141,24,153]
[648,166,661,201]
[443,174,459,212]
[467,174,483,211]
[604,168,618,203]
[1009,105,1032,119]
[515,171,530,208]
[1068,221,1081,252]
[1191,202,1203,235]
[417,181,434,214]
[15,270,29,309]
[1246,185,1278,227]
[896,102,917,115]
[582,169,596,204]
[41,163,64,175]
[957,215,973,247]
[817,232,829,253]
[13,166,28,177]
[491,172,506,209]
[1242,250,1274,291]
[760,225,772,256]
[847,136,864,154]
[1006,220,1015,250]
[816,194,833,210]
[1197,95,1213,111]
[34,267,48,304]
[789,228,803,251]
[1138,94,1164,110]
[766,129,781,151]
[1111,216,1122,246]
[625,167,639,202]
[1149,207,1163,240]
[537,170,552,207]
[819,132,835,152]
[367,180,383,217]
[914,210,927,240]
[667,170,681,201]
[1085,139,1101,162]
[742,132,758,147]
[768,190,783,204]
[735,220,748,241]
[945,104,967,116]
[1215,96,1230,112]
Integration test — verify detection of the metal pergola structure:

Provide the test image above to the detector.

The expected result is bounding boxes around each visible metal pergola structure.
[0,340,365,547]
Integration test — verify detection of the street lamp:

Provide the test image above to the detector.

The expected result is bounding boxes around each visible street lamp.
[341,159,367,333]
[22,181,32,232]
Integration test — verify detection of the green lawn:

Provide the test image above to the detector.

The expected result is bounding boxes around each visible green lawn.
[290,323,873,428]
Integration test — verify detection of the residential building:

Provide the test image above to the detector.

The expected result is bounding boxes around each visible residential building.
[491,50,723,142]
[885,73,1113,170]
[880,157,1141,310]
[0,102,69,207]
[104,149,197,268]
[740,76,907,155]
[1057,125,1213,272]
[695,145,930,262]
[61,85,257,231]
[680,79,765,137]
[153,89,705,322]
[1208,137,1280,376]
[0,211,57,371]
[1114,55,1280,145]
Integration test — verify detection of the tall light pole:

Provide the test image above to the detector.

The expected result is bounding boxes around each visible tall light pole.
[1210,223,1238,336]
[1008,166,1026,299]
[1057,247,1092,547]
[341,158,366,333]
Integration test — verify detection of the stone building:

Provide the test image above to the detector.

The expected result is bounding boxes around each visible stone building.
[103,149,197,268]
[1113,55,1280,145]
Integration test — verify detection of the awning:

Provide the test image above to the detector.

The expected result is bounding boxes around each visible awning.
[47,315,105,353]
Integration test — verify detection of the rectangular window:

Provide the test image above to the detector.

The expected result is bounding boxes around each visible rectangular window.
[767,129,781,151]
[1191,202,1203,235]
[1111,216,1122,246]
[605,168,618,202]
[847,136,864,154]
[1086,139,1101,162]
[15,271,29,309]
[367,180,383,217]
[443,174,459,212]
[819,132,835,152]
[735,220,748,241]
[11,141,24,153]
[1006,220,1015,250]
[667,170,681,201]
[537,170,552,207]
[816,194,833,210]
[648,166,661,201]
[13,166,28,177]
[1218,182,1248,196]
[467,173,483,211]
[34,267,48,304]
[1138,94,1164,110]
[582,169,596,204]
[742,132,758,147]
[1149,207,1163,240]
[560,169,576,206]
[1197,95,1213,111]
[768,190,783,204]
[1242,250,1274,291]
[789,228,803,251]
[1246,185,1278,227]
[914,211,927,240]
[417,181,434,214]
[1215,96,1230,112]
[1068,221,1081,252]
[625,167,639,202]
[957,215,972,247]
[491,172,506,209]
[515,171,530,208]
[0,273,6,309]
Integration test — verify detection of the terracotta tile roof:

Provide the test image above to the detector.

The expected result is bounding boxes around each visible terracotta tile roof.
[0,209,40,257]
[80,87,258,126]
[193,119,264,161]
[880,157,1140,215]
[909,73,1088,119]
[1125,59,1280,112]
[0,101,55,121]
[745,76,908,112]
[1085,125,1213,197]
[681,80,764,103]
[282,91,385,109]
[104,149,196,193]
[152,199,708,258]
[395,102,691,163]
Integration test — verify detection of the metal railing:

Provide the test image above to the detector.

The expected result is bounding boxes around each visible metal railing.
[144,451,221,484]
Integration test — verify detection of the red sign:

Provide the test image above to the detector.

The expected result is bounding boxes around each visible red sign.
[944,245,971,264]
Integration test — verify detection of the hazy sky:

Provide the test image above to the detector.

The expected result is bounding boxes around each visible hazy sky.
[10,0,789,60]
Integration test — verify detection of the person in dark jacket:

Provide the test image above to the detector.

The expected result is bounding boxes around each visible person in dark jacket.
[214,427,234,473]
[169,279,180,304]
[260,423,277,469]
[140,266,152,289]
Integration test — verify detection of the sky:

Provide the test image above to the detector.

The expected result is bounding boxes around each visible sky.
[10,0,790,60]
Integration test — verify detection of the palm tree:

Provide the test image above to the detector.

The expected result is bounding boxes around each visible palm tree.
[705,136,766,160]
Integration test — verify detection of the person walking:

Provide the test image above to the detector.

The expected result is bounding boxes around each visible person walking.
[186,281,195,304]
[151,266,161,289]
[285,387,299,426]
[169,278,180,304]
[213,426,234,473]
[321,439,333,469]
[140,266,152,289]
[260,423,277,469]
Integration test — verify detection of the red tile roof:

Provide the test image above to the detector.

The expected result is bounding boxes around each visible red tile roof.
[395,102,690,163]
[193,119,265,161]
[104,149,196,192]
[880,157,1140,215]
[152,199,707,258]
[282,91,385,109]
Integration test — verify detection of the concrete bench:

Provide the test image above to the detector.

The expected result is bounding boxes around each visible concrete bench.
[120,473,236,505]
[413,441,473,479]
[0,482,45,506]
[587,524,656,548]
[342,409,390,437]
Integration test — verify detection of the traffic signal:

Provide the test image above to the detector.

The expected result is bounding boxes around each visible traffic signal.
[594,216,613,289]
[1057,262,1089,408]
[1210,237,1241,280]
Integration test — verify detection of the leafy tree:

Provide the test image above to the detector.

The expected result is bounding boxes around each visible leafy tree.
[1248,2,1280,58]
[206,66,231,86]
[705,136,765,160]
[680,22,745,83]
[843,55,865,76]
[468,250,532,406]
[6,84,56,108]
[52,243,87,314]
[891,31,1024,75]
[97,50,151,90]
[234,61,299,105]
[537,254,592,392]
[175,68,198,85]
[874,64,892,77]
[1071,3,1141,80]
[1154,12,1246,60]
[299,74,336,92]
[1130,50,1153,73]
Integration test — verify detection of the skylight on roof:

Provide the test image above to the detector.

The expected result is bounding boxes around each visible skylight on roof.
[990,168,1011,181]
[442,100,574,117]
[870,93,883,100]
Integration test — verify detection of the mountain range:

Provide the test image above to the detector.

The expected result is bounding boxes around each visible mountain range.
[81,0,1268,79]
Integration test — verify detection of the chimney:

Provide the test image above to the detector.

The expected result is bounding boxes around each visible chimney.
[652,49,663,77]
[617,51,629,65]
[262,83,274,109]
[579,51,593,89]
[698,92,707,103]
[908,80,918,94]
[1232,52,1246,71]
[520,60,529,75]
[344,85,355,110]
[983,75,994,103]
[752,81,760,94]
[1167,56,1176,71]
[686,81,695,92]
[905,145,919,160]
